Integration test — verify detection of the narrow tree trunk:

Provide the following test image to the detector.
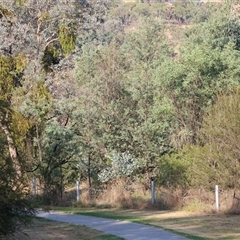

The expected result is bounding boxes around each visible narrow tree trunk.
[87,154,92,197]
[88,156,92,187]
[0,121,21,176]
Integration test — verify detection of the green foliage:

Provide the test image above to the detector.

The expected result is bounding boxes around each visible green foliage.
[173,89,240,190]
[2,0,240,203]
[0,0,111,204]
[14,0,28,6]
[16,78,78,203]
[0,183,34,237]
[10,111,33,148]
[39,12,50,21]
[98,151,138,183]
[75,18,175,186]
[169,1,208,24]
[0,54,27,101]
[0,53,29,176]
[0,134,35,237]
[108,1,211,26]
[0,56,16,101]
[199,89,240,189]
[42,45,61,72]
[182,3,240,51]
[38,119,79,204]
[158,5,240,147]
[157,150,191,189]
[19,81,52,122]
[0,6,13,18]
[59,24,76,56]
[75,41,132,178]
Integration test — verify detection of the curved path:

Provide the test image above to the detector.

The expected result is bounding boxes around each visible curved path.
[37,210,187,240]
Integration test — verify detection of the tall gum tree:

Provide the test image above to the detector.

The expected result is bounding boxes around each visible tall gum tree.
[0,0,109,184]
[0,54,28,175]
[75,18,175,185]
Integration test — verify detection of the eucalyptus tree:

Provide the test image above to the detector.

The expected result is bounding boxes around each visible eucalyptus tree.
[121,17,175,177]
[75,17,175,185]
[157,2,240,148]
[0,0,109,66]
[0,0,112,201]
[74,40,130,187]
[152,2,240,190]
[0,0,76,177]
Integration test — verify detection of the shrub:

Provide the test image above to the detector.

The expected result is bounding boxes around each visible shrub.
[0,159,35,237]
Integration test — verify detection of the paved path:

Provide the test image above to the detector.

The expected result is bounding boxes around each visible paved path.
[37,211,187,240]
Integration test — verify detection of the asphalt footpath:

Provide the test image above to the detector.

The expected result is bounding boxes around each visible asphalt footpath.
[37,210,187,240]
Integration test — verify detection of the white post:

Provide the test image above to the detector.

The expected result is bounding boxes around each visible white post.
[151,180,155,205]
[76,181,80,202]
[32,178,36,196]
[215,185,219,212]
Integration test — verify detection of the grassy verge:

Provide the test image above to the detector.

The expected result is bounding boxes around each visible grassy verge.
[51,207,240,240]
[10,217,124,240]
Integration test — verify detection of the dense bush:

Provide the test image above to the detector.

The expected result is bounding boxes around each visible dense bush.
[0,158,35,238]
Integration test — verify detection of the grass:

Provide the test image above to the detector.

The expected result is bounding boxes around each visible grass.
[10,217,124,240]
[51,207,240,240]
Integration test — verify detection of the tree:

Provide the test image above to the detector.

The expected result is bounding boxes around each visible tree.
[74,18,175,185]
[121,17,175,177]
[196,89,240,189]
[74,43,123,188]
[0,54,28,176]
[0,166,35,237]
[0,0,111,202]
[98,151,139,183]
[39,119,79,203]
[157,3,240,147]
[0,128,35,237]
[166,89,240,190]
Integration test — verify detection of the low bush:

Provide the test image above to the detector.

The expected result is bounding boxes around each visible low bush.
[0,160,35,238]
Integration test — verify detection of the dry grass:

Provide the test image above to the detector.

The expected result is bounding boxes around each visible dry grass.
[7,218,123,240]
[152,212,240,239]
[62,181,240,214]
[137,210,240,239]
[131,210,240,239]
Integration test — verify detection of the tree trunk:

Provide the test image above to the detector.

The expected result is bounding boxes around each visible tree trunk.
[88,156,92,187]
[87,154,92,197]
[0,121,21,176]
